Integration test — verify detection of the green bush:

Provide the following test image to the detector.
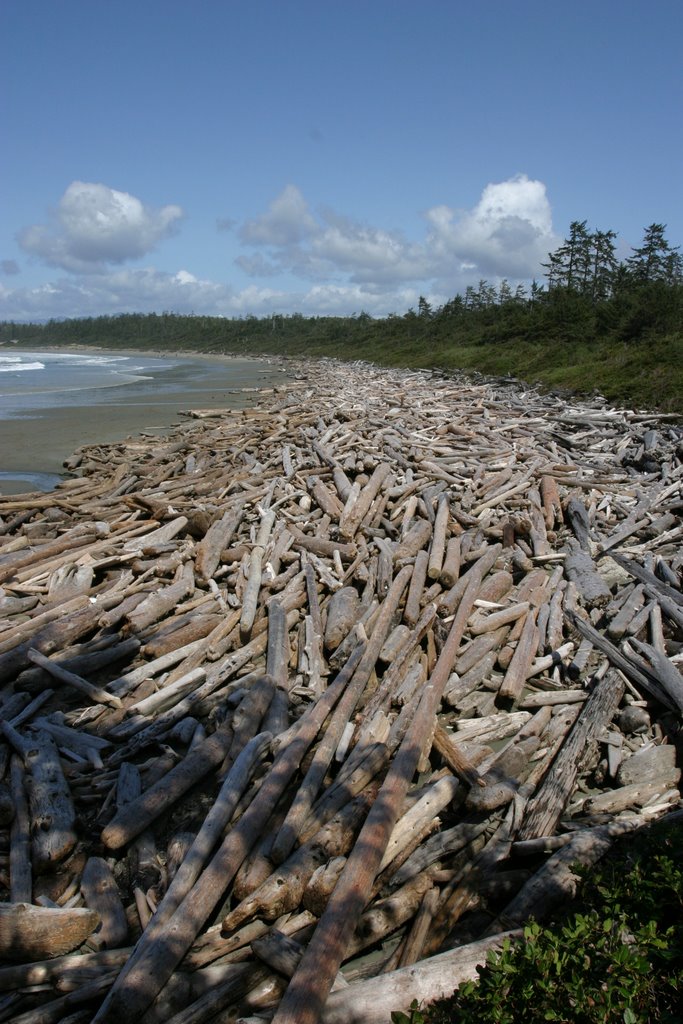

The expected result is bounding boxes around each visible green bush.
[392,818,683,1024]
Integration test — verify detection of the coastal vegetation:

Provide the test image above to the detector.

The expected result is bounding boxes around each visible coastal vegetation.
[2,222,682,414]
[391,814,683,1024]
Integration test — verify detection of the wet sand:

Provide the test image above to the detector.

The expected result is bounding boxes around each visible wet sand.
[0,352,289,494]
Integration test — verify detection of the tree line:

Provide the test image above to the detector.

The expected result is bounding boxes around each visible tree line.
[1,223,681,356]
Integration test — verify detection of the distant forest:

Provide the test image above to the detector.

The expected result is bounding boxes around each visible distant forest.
[2,223,682,412]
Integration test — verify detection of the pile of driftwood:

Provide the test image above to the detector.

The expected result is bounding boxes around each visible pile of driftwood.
[0,358,681,1024]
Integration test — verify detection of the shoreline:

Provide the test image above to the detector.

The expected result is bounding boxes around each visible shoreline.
[0,348,290,494]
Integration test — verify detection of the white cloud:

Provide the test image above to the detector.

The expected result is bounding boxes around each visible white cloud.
[235,174,557,292]
[2,174,559,320]
[18,182,183,273]
[239,184,318,246]
[424,174,556,283]
[0,267,423,320]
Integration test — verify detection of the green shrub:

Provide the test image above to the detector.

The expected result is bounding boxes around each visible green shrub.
[392,818,683,1024]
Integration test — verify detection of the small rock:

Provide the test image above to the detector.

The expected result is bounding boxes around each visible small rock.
[617,706,650,735]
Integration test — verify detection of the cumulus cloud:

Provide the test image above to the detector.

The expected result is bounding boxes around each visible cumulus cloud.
[18,182,183,273]
[424,175,556,284]
[235,174,557,294]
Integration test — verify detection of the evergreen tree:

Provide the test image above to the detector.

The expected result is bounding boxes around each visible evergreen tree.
[589,229,618,301]
[626,223,683,283]
[543,221,592,291]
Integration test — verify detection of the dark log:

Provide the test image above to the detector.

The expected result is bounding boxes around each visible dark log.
[80,857,128,950]
[9,754,32,903]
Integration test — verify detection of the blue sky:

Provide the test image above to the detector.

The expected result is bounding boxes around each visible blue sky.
[2,0,681,321]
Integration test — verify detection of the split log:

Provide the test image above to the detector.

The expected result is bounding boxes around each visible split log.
[0,903,100,961]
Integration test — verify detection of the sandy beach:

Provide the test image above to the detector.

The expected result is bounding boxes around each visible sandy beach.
[0,349,289,493]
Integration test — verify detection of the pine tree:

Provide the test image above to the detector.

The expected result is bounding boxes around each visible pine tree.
[626,223,683,284]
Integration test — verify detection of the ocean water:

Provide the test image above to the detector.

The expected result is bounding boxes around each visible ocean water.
[0,347,284,492]
[0,350,185,408]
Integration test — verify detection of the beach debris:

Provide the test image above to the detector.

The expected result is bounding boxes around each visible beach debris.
[0,358,681,1023]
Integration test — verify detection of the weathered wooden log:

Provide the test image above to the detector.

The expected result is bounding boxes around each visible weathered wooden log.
[0,903,100,961]
[379,773,459,873]
[288,527,357,562]
[564,496,592,550]
[324,586,362,652]
[496,609,540,705]
[194,504,244,581]
[0,723,78,871]
[340,463,392,539]
[303,856,347,915]
[392,817,490,889]
[123,666,207,720]
[427,495,449,580]
[392,520,432,564]
[124,561,196,635]
[9,754,32,903]
[0,946,131,993]
[469,601,529,636]
[540,474,563,530]
[518,668,625,840]
[583,776,681,814]
[80,857,128,950]
[240,509,276,640]
[320,930,521,1024]
[487,816,646,933]
[431,726,484,788]
[101,720,235,849]
[403,549,429,628]
[26,649,122,709]
[439,535,461,588]
[566,610,675,709]
[627,638,683,713]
